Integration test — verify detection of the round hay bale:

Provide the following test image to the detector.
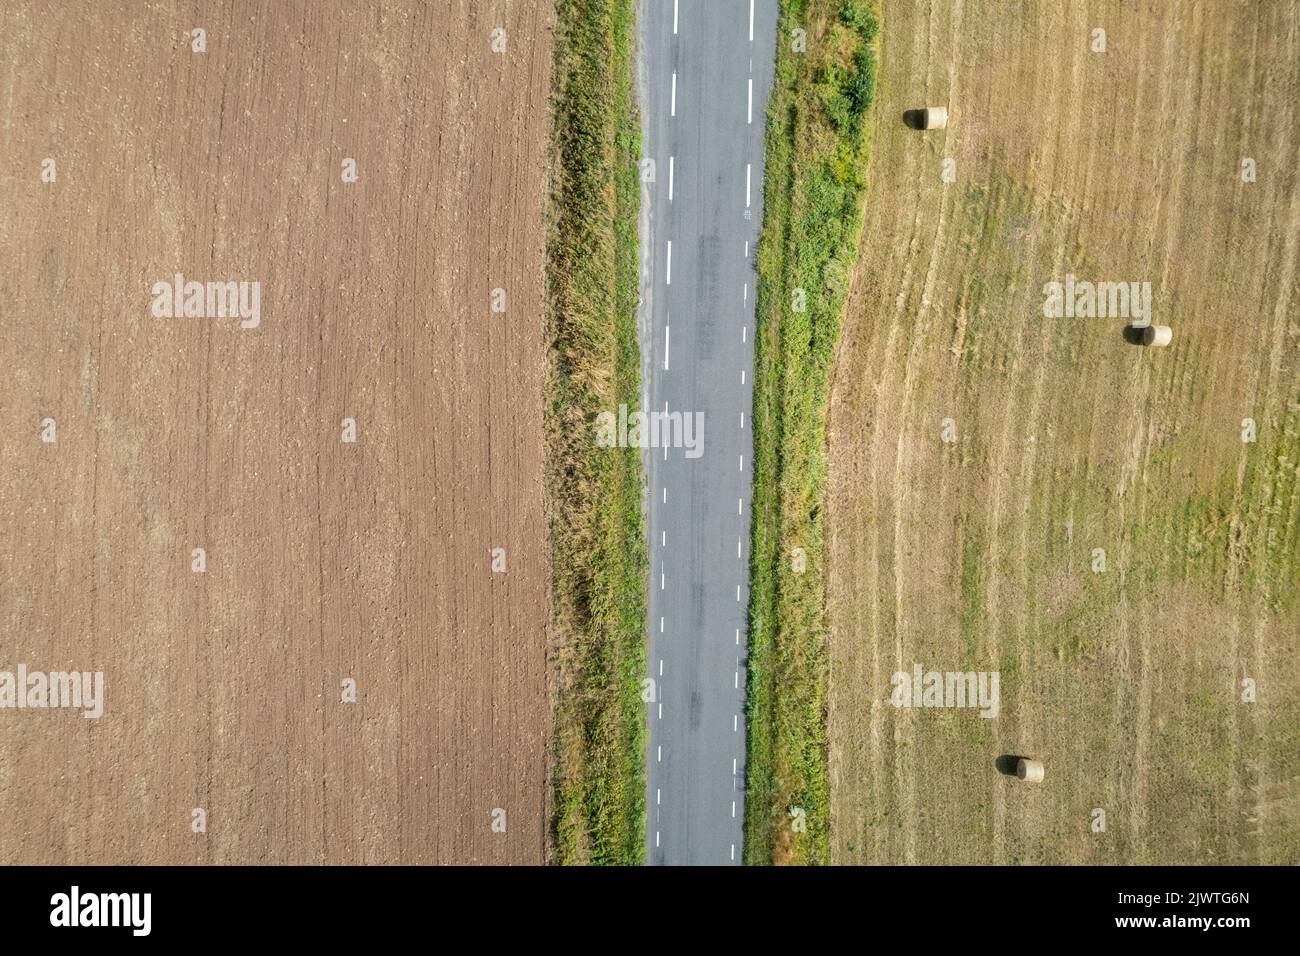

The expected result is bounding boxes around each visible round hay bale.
[1016,758,1045,783]
[1141,324,1173,347]
[922,106,948,130]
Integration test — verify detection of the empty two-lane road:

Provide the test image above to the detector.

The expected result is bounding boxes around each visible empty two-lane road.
[640,0,778,865]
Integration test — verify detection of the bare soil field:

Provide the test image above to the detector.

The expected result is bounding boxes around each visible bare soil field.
[0,0,554,864]
[828,0,1299,863]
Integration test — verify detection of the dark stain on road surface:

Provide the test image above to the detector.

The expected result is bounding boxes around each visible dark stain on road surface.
[696,235,719,360]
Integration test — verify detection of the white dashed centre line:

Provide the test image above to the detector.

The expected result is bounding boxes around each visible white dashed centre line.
[748,0,754,41]
[668,155,674,202]
[673,0,678,34]
[666,240,672,285]
[670,72,677,116]
[745,163,751,208]
[747,78,753,124]
[664,324,670,370]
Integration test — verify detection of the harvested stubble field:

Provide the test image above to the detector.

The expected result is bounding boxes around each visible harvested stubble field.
[0,1,555,863]
[827,0,1300,863]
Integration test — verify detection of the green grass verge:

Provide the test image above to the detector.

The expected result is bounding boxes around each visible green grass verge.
[545,0,646,865]
[745,0,880,865]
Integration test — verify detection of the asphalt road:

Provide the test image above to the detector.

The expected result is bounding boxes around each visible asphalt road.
[640,0,778,865]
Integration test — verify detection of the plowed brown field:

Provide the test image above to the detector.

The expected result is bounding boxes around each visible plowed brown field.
[0,0,554,864]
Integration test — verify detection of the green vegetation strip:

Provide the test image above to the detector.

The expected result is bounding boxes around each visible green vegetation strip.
[745,0,879,865]
[545,0,646,864]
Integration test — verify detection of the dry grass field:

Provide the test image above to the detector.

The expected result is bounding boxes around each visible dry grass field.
[0,0,554,864]
[827,0,1299,863]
